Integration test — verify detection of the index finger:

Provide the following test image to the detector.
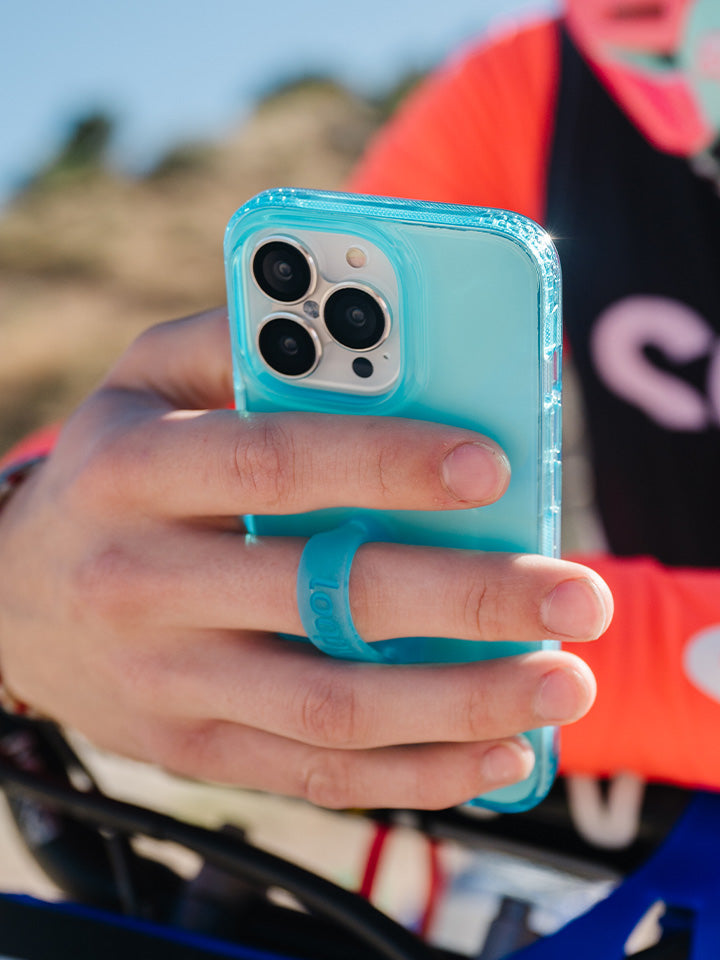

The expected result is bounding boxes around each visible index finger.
[98,407,510,518]
[98,308,510,517]
[104,307,235,411]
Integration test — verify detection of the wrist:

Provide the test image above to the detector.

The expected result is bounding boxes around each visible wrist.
[0,455,47,509]
[0,454,48,717]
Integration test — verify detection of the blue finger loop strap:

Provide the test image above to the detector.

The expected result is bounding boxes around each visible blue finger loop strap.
[297,518,389,663]
[506,790,720,960]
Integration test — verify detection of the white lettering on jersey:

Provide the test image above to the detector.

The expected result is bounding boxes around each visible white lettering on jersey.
[590,296,718,431]
[566,773,645,848]
[708,339,720,425]
[683,624,720,704]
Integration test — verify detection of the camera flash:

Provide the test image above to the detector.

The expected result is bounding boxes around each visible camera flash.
[346,246,367,269]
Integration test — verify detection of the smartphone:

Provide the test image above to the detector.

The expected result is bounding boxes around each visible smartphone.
[224,188,562,812]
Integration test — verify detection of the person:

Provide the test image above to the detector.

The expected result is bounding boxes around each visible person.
[0,0,715,813]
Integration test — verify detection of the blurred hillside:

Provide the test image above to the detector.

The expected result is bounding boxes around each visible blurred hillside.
[0,78,388,451]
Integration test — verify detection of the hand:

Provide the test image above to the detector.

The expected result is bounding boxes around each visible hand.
[0,308,612,809]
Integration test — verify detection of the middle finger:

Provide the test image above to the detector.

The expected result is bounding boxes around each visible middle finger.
[106,530,611,645]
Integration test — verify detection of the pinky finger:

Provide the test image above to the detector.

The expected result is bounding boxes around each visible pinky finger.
[156,720,536,810]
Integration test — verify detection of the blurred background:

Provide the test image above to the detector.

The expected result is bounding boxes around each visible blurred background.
[1,0,557,454]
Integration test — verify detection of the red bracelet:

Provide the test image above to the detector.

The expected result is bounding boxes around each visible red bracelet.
[0,455,47,716]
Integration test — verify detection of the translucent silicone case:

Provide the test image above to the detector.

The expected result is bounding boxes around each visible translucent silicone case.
[224,188,562,812]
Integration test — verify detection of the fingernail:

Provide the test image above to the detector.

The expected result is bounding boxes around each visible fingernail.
[540,578,609,640]
[482,737,535,784]
[441,442,510,503]
[534,668,591,723]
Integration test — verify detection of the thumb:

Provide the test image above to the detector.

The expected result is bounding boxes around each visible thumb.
[103,307,234,411]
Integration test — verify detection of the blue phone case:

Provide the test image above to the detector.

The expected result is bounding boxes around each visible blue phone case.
[224,188,562,811]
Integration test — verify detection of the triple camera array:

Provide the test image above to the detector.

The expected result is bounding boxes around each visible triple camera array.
[252,239,389,379]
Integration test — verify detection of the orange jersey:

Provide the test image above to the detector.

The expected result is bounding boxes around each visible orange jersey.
[350,19,560,223]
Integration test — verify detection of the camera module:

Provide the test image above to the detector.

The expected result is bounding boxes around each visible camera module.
[258,316,319,377]
[324,287,388,351]
[252,240,313,303]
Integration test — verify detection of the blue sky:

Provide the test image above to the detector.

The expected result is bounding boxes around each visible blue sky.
[1,0,556,207]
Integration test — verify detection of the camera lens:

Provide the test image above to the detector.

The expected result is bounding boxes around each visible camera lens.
[258,317,318,377]
[253,241,312,302]
[324,287,387,350]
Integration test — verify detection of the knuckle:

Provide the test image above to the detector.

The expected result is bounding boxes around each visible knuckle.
[232,420,297,509]
[460,575,499,639]
[155,722,217,777]
[124,322,169,364]
[67,429,146,513]
[299,751,351,809]
[371,442,395,499]
[464,684,494,741]
[72,544,150,625]
[298,675,362,748]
